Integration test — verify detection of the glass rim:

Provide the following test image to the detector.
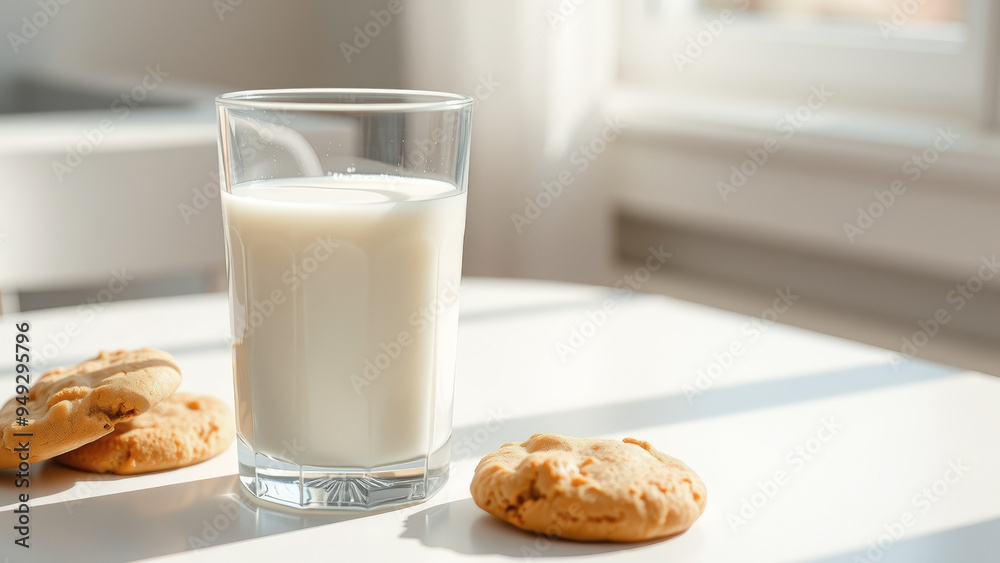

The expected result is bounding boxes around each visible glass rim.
[215,88,475,113]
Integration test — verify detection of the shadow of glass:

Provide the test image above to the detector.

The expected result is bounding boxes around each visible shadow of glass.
[401,497,699,558]
[1,474,384,562]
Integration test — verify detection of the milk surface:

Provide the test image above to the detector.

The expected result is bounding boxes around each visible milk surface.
[221,174,466,467]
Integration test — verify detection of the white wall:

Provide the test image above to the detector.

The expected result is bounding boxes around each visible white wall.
[1,0,402,90]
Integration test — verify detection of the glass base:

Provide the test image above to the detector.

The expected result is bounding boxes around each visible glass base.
[237,436,449,510]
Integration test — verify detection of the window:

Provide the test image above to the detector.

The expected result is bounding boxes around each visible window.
[620,0,996,126]
[701,0,963,25]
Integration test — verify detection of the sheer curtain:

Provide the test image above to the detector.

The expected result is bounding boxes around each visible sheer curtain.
[400,0,619,280]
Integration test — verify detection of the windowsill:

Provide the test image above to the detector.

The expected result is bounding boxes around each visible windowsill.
[606,86,1000,191]
[604,84,1000,347]
[605,84,1000,279]
[664,14,967,53]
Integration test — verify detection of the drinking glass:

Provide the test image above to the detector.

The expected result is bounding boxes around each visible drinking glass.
[216,89,473,510]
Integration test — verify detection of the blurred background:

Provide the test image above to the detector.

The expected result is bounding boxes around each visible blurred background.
[0,0,997,374]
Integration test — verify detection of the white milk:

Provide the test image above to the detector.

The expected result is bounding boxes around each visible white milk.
[221,174,466,468]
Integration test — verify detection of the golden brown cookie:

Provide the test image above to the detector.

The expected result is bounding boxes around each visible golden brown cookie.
[56,392,235,474]
[471,433,707,542]
[0,349,182,469]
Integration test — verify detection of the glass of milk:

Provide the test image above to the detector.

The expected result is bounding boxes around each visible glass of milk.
[215,89,473,510]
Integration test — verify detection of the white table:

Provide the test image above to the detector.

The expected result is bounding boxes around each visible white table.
[1,278,998,562]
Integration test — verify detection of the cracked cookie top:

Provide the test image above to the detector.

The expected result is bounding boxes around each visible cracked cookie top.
[470,433,707,542]
[0,348,182,469]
